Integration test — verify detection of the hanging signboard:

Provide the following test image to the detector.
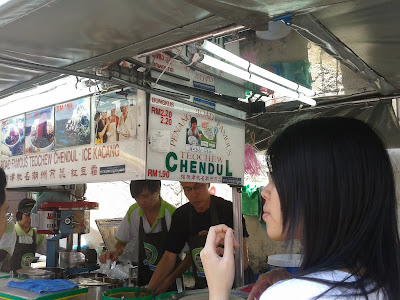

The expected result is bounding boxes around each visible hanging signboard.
[146,94,245,185]
[146,40,247,138]
[0,89,146,188]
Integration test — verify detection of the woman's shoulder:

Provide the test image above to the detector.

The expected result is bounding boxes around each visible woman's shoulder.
[260,277,328,300]
[260,271,384,300]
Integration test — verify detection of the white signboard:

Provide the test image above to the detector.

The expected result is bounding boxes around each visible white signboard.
[146,95,245,185]
[0,89,147,188]
[149,39,245,101]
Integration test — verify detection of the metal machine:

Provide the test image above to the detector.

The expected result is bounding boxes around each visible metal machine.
[31,189,99,276]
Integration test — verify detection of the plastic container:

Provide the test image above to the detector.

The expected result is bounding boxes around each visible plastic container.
[155,291,178,299]
[102,287,153,299]
[267,254,303,274]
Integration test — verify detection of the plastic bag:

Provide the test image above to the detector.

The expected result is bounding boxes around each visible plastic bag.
[244,144,264,177]
[99,259,133,279]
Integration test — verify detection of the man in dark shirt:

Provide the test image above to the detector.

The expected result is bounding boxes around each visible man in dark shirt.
[148,182,249,295]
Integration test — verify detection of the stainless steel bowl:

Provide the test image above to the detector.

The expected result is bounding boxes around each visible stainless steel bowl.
[38,267,66,279]
[16,267,55,279]
[69,277,114,300]
[59,250,86,268]
[69,273,125,300]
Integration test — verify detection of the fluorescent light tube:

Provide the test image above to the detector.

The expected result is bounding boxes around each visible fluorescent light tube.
[201,54,316,106]
[201,40,315,97]
[201,40,250,70]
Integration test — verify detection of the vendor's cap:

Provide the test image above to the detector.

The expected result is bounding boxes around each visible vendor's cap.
[18,198,36,213]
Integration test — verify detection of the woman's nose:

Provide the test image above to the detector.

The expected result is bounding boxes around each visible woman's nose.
[261,184,272,200]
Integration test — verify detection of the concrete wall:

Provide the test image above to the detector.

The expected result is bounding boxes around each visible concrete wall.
[245,215,302,273]
[240,30,370,97]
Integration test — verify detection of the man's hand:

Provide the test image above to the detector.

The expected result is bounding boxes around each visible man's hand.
[200,224,239,300]
[154,275,175,295]
[247,268,293,300]
[99,250,119,263]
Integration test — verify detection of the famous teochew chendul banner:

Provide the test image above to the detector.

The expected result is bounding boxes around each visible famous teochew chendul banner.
[0,89,147,188]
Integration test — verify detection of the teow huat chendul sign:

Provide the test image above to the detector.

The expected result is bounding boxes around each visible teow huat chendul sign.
[146,95,244,185]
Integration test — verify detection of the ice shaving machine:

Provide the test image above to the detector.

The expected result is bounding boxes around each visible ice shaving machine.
[31,187,99,275]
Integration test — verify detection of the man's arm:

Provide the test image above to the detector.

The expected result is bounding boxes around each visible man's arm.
[99,241,126,263]
[147,251,177,293]
[0,249,8,263]
[154,254,192,295]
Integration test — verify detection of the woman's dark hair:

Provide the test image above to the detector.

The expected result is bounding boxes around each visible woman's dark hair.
[266,117,400,299]
[190,117,197,125]
[130,180,161,198]
[0,168,6,207]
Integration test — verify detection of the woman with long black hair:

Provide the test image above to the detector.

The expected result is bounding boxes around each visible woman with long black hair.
[201,117,400,300]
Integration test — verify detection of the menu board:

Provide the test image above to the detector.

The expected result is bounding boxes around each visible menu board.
[146,95,245,185]
[0,89,147,188]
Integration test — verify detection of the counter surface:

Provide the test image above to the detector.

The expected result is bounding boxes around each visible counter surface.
[0,278,88,300]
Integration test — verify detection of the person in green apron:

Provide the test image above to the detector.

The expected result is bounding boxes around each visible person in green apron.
[99,180,190,289]
[2,198,47,272]
[148,182,250,294]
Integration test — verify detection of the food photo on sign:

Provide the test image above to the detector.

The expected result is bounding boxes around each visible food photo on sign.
[185,116,218,154]
[25,107,55,153]
[94,92,138,145]
[1,114,25,157]
[55,98,91,149]
[94,103,109,144]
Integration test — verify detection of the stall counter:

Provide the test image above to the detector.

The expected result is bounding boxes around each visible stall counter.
[0,278,88,300]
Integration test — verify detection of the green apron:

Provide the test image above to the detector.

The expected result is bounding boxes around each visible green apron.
[8,230,37,272]
[138,216,169,286]
[188,199,219,289]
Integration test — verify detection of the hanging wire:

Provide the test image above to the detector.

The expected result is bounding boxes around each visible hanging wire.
[145,46,184,88]
[250,131,256,146]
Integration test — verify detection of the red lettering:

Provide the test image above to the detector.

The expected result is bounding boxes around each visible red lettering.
[147,169,157,177]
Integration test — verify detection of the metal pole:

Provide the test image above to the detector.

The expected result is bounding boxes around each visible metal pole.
[232,186,244,288]
[66,234,73,251]
[125,58,190,82]
[0,57,112,83]
[111,78,270,132]
[396,98,400,125]
[0,56,271,133]
[137,25,246,58]
[77,233,81,252]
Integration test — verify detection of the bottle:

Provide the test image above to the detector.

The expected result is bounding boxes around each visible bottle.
[97,242,106,258]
